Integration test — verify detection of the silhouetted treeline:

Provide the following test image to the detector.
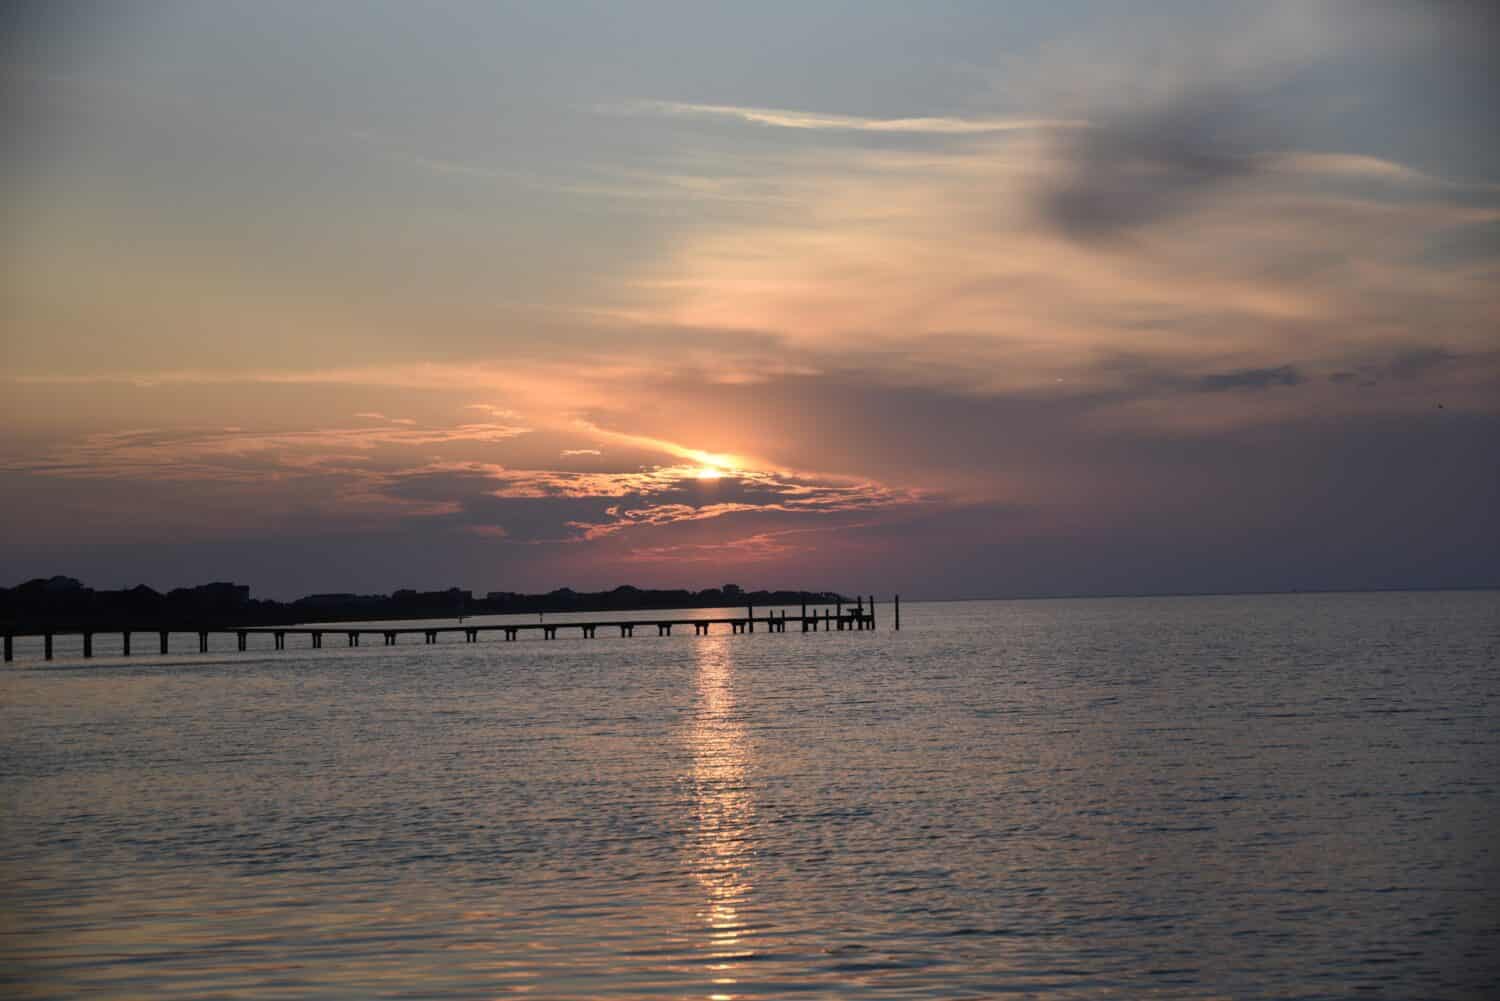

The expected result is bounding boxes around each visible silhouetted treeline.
[0,577,851,630]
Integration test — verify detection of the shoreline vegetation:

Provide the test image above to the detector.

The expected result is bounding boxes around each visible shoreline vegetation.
[0,577,851,632]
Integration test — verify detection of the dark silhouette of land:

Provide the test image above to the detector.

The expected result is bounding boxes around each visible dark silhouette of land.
[0,576,851,632]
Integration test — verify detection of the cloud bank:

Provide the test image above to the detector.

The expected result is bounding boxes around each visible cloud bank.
[2,2,1496,596]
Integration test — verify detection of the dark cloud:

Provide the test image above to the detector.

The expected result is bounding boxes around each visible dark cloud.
[1195,364,1304,392]
[1086,355,1310,395]
[1042,88,1270,241]
[1112,350,1463,396]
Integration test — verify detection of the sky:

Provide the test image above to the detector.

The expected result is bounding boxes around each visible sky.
[2,1,1497,600]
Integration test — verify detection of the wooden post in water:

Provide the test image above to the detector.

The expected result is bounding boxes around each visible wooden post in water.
[159,630,169,654]
[122,631,131,656]
[44,633,53,660]
[747,603,754,633]
[894,594,900,631]
[3,634,11,662]
[82,632,93,657]
[870,595,876,630]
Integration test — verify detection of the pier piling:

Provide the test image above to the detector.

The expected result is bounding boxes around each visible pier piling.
[122,631,131,656]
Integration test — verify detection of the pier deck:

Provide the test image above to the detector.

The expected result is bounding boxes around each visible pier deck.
[3,597,901,661]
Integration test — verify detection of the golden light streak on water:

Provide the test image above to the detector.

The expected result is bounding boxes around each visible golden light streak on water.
[688,635,753,999]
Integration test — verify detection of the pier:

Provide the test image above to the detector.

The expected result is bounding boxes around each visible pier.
[3,595,901,661]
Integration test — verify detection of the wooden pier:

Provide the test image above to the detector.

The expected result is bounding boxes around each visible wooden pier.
[3,595,901,661]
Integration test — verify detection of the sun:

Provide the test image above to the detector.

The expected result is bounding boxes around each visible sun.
[695,466,725,480]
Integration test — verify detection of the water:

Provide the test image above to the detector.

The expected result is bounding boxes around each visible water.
[2,592,1497,998]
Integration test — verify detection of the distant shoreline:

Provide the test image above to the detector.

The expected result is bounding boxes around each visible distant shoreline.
[908,584,1500,604]
[1,578,857,633]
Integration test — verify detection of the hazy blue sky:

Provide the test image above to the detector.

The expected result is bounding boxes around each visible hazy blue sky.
[3,2,1496,598]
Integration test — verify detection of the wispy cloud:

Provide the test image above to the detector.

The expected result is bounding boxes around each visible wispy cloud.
[409,461,924,546]
[607,99,1079,135]
[354,412,419,425]
[1262,152,1500,193]
[1,423,532,482]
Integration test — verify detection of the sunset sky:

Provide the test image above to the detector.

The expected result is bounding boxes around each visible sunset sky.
[3,2,1497,599]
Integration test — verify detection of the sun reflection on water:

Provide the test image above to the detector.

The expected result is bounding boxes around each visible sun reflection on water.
[688,635,754,1000]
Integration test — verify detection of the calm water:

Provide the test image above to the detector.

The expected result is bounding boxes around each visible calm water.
[2,592,1497,998]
